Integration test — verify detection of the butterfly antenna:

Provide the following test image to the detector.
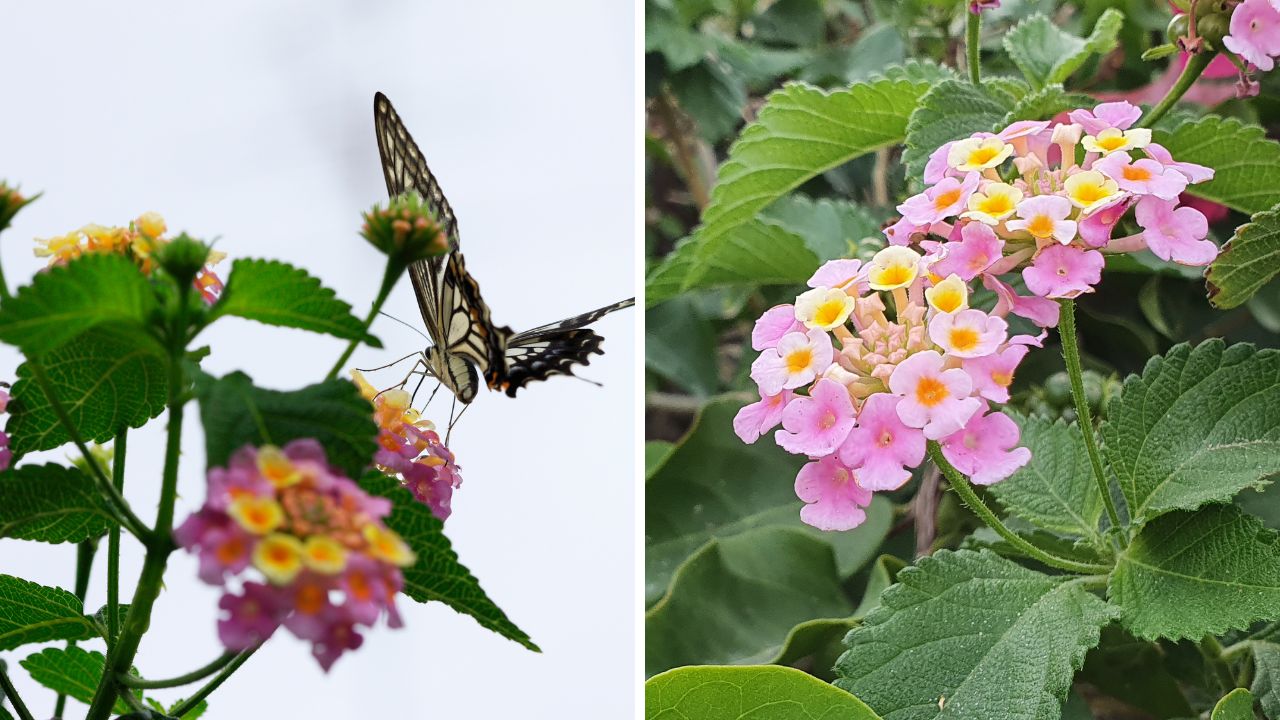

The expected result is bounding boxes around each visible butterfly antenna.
[356,351,422,374]
[378,311,431,342]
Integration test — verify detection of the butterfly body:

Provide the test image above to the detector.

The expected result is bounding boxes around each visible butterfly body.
[373,91,632,404]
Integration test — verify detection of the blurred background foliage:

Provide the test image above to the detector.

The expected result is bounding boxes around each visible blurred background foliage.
[645,0,1280,714]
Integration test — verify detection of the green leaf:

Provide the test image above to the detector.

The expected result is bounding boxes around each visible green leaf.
[21,646,136,713]
[903,79,1025,182]
[669,58,748,143]
[212,259,379,345]
[149,697,207,720]
[0,464,114,543]
[1001,84,1099,126]
[0,254,157,357]
[1078,625,1194,719]
[195,371,377,479]
[646,665,883,720]
[358,472,538,652]
[8,324,167,454]
[646,76,931,305]
[646,397,892,605]
[761,195,887,263]
[645,527,853,675]
[1251,641,1280,719]
[1154,116,1280,215]
[1002,9,1124,89]
[646,297,721,397]
[1110,504,1280,640]
[987,414,1103,542]
[834,549,1118,719]
[1208,204,1280,309]
[0,575,96,651]
[1102,340,1280,522]
[645,441,675,480]
[1212,689,1257,720]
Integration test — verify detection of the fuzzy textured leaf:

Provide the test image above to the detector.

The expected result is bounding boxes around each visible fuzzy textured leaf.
[1110,504,1280,640]
[1252,641,1280,719]
[1002,9,1124,89]
[1208,204,1280,309]
[903,79,1024,182]
[646,665,882,720]
[21,646,135,713]
[1102,340,1280,522]
[213,259,380,345]
[0,465,114,543]
[0,575,96,651]
[646,77,930,305]
[987,414,1103,542]
[834,549,1117,720]
[0,254,156,357]
[1001,85,1098,126]
[195,371,377,479]
[1154,116,1280,215]
[359,473,537,651]
[7,324,167,454]
[1212,689,1257,720]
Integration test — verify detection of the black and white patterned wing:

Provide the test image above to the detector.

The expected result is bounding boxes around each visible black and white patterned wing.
[496,298,634,397]
[373,92,459,247]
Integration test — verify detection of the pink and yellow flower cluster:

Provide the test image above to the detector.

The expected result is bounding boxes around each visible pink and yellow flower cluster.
[175,440,415,670]
[353,370,462,522]
[1224,0,1280,75]
[34,212,226,304]
[736,101,1218,532]
[0,385,11,472]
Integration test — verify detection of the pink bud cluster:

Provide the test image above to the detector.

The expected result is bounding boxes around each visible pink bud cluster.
[353,371,462,521]
[0,386,11,472]
[175,440,415,670]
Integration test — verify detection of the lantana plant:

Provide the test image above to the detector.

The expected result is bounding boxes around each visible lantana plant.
[645,0,1280,718]
[0,184,535,720]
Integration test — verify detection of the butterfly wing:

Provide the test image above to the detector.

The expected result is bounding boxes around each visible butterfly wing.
[496,298,634,397]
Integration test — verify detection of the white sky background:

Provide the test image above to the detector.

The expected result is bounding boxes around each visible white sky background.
[0,2,635,717]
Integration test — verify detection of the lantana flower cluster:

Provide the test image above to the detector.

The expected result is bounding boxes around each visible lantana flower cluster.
[736,101,1218,533]
[35,212,226,304]
[353,370,461,521]
[1223,0,1280,75]
[0,384,11,472]
[175,440,415,670]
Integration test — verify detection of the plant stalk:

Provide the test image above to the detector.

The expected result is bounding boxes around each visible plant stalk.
[325,260,399,381]
[0,662,35,720]
[107,429,128,652]
[966,11,982,85]
[1056,299,1125,536]
[168,648,258,718]
[929,442,1111,574]
[120,651,239,689]
[1138,51,1216,129]
[53,539,99,718]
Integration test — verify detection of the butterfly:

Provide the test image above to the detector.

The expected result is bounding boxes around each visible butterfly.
[372,92,633,405]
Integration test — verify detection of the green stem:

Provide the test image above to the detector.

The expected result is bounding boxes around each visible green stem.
[325,261,399,381]
[54,540,98,718]
[85,294,190,720]
[120,651,239,689]
[929,442,1111,574]
[0,662,35,720]
[966,11,981,85]
[107,429,127,652]
[28,361,149,540]
[1056,299,1124,537]
[168,648,257,718]
[1200,636,1239,692]
[1138,51,1216,129]
[0,257,11,302]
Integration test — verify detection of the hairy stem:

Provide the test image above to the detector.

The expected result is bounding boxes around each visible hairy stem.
[0,661,35,720]
[107,429,127,652]
[1138,51,1215,129]
[326,260,399,381]
[53,540,99,718]
[120,651,239,689]
[168,648,258,718]
[929,442,1111,574]
[1057,299,1125,536]
[966,11,982,84]
[654,90,711,210]
[1200,635,1240,692]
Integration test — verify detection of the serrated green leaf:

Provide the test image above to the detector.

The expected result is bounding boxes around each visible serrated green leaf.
[646,398,892,605]
[987,414,1103,542]
[646,665,883,720]
[195,371,377,479]
[1154,116,1280,215]
[8,324,167,454]
[645,77,930,305]
[1252,641,1280,719]
[212,259,379,345]
[358,472,537,651]
[762,195,888,262]
[1208,204,1280,309]
[21,646,135,713]
[0,575,96,651]
[645,527,854,675]
[1102,340,1280,522]
[0,254,157,357]
[1110,504,1280,640]
[1003,9,1124,89]
[1212,688,1257,720]
[903,79,1025,182]
[1001,84,1098,126]
[870,60,956,86]
[646,296,721,397]
[834,549,1118,720]
[0,464,114,543]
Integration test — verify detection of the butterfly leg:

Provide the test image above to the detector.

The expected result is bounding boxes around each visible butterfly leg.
[445,397,472,445]
[355,350,421,374]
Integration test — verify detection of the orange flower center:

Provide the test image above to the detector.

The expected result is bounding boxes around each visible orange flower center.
[1122,164,1152,182]
[934,189,962,210]
[785,348,813,374]
[915,377,949,407]
[1027,215,1056,238]
[949,327,980,353]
